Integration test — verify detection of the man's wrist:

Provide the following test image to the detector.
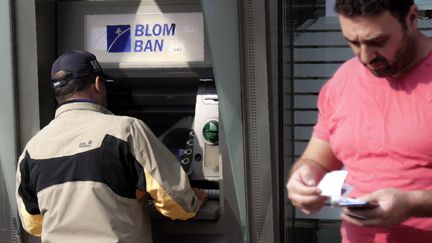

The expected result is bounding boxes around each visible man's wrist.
[406,190,432,217]
[289,158,329,183]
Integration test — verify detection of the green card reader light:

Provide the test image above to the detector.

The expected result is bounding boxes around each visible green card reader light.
[202,120,219,144]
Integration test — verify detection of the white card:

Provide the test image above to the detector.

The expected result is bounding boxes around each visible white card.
[317,170,348,198]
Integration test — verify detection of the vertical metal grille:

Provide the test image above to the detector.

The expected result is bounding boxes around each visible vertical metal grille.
[0,163,18,243]
[242,0,277,241]
[246,0,263,241]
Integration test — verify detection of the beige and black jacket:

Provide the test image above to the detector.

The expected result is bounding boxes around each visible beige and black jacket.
[16,101,200,243]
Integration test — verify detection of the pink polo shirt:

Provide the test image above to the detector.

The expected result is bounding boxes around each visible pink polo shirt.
[314,54,432,242]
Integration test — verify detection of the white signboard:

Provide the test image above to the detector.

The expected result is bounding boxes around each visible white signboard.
[85,13,204,67]
[416,0,432,10]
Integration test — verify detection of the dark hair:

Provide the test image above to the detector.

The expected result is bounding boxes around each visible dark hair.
[335,0,414,27]
[52,70,96,103]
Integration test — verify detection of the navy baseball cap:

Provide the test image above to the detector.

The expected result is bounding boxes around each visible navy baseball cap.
[51,50,106,88]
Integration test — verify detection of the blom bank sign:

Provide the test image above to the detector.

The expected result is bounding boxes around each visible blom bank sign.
[85,13,204,67]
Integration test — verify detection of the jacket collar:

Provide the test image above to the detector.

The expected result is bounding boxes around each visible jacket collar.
[55,100,113,118]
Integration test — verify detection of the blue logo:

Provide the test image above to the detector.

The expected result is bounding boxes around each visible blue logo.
[107,25,131,53]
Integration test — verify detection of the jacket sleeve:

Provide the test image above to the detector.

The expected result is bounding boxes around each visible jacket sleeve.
[16,150,43,236]
[128,119,201,220]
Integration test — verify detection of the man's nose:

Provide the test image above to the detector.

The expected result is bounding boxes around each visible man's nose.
[359,45,376,65]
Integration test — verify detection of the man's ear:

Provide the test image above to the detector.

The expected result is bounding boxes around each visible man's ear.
[94,76,105,94]
[407,5,418,27]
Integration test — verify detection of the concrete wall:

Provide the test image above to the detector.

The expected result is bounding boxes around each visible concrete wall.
[0,0,19,232]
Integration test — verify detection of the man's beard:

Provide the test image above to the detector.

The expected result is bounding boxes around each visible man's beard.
[365,32,417,78]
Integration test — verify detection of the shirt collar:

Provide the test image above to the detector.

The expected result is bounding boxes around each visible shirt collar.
[55,100,113,118]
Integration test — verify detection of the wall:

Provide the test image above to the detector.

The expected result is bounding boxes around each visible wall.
[0,0,19,238]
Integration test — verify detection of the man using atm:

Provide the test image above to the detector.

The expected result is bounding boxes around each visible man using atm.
[16,50,207,243]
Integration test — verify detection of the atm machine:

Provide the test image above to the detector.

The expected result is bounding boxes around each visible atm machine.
[56,1,240,242]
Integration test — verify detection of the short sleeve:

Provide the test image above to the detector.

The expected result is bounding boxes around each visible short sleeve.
[313,81,332,142]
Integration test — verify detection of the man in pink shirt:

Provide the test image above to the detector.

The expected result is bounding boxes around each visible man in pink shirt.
[287,0,432,242]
